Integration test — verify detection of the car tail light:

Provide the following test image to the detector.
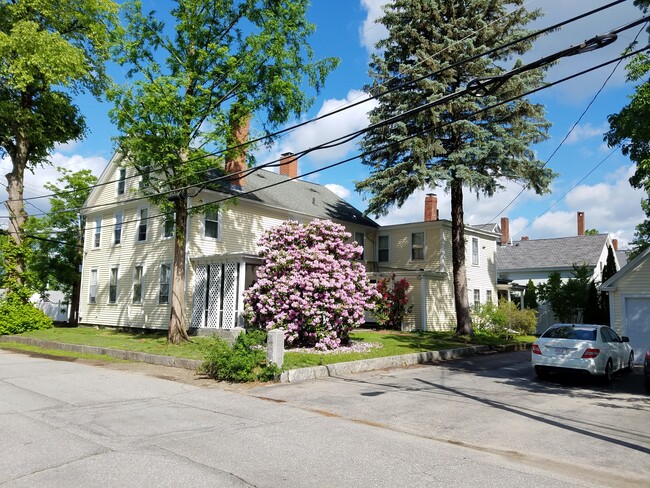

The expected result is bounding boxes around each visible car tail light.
[582,348,600,359]
[646,350,650,359]
[532,344,542,355]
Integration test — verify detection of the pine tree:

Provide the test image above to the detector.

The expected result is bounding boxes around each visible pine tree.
[524,279,538,309]
[599,245,618,326]
[356,0,554,335]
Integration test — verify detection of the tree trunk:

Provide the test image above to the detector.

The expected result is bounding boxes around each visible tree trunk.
[451,180,473,336]
[167,196,190,344]
[4,128,29,293]
[70,276,81,326]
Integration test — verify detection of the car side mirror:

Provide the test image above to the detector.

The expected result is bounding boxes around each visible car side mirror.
[621,336,630,342]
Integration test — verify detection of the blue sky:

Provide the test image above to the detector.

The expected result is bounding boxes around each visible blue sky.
[2,0,646,248]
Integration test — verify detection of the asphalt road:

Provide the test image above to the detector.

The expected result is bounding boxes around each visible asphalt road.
[1,349,648,487]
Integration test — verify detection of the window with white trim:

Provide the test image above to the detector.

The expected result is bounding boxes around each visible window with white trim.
[139,165,151,189]
[109,267,118,304]
[116,168,126,195]
[89,269,98,304]
[93,217,101,248]
[137,208,148,242]
[471,237,479,266]
[114,212,123,245]
[163,212,175,239]
[159,263,171,304]
[411,232,424,260]
[486,289,493,304]
[473,289,480,309]
[355,232,365,260]
[132,265,143,304]
[204,209,219,239]
[378,235,389,262]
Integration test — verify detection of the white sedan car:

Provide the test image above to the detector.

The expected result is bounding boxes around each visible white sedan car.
[532,324,634,382]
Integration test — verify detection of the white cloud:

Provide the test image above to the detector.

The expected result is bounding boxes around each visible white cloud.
[359,0,389,52]
[324,183,351,200]
[564,123,609,144]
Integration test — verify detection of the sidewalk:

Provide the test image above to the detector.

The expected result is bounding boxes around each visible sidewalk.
[0,335,528,384]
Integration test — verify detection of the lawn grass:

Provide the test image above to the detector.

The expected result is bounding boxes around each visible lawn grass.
[13,326,534,370]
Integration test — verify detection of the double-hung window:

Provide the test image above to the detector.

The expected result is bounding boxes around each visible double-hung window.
[109,267,118,304]
[473,289,480,309]
[94,217,102,248]
[411,232,424,260]
[205,210,219,239]
[486,289,493,304]
[114,212,123,245]
[117,168,126,195]
[163,213,175,239]
[139,165,151,189]
[471,237,479,266]
[378,235,389,262]
[137,208,148,242]
[132,266,143,304]
[159,264,171,304]
[89,269,98,304]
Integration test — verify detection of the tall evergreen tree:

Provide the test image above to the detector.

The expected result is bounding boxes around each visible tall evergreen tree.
[524,279,538,310]
[356,0,554,335]
[109,0,337,343]
[599,244,618,326]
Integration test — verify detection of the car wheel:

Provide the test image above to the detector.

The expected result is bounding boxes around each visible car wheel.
[625,352,634,373]
[535,366,550,380]
[602,359,614,384]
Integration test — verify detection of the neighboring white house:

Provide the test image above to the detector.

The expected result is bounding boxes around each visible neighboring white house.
[601,247,650,364]
[368,194,498,331]
[495,212,621,332]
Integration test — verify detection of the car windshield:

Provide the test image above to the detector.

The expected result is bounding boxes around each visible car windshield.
[542,327,597,341]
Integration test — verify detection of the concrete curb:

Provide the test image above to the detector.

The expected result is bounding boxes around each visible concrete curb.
[279,345,490,383]
[0,336,203,370]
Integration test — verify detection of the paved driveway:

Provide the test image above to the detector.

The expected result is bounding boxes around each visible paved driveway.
[1,349,648,487]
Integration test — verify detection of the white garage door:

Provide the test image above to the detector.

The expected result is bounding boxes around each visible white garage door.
[623,297,650,364]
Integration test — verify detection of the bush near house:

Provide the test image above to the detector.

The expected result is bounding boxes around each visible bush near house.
[472,300,537,337]
[0,298,53,335]
[244,220,379,350]
[374,274,413,330]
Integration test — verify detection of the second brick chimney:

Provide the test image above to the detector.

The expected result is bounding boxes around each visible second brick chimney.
[612,238,619,251]
[280,152,298,179]
[224,115,250,188]
[500,217,510,245]
[424,193,438,222]
[577,211,585,236]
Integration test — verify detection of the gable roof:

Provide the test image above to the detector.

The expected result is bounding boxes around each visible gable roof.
[601,246,650,291]
[497,234,609,271]
[207,168,378,228]
[472,223,499,234]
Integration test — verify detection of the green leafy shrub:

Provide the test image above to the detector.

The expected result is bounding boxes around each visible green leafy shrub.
[472,299,536,337]
[200,329,281,382]
[0,298,53,335]
[374,274,413,330]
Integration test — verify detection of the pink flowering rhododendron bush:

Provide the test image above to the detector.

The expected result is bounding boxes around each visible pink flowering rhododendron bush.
[243,220,379,350]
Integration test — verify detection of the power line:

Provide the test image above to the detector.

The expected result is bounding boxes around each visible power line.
[7,0,629,205]
[32,43,645,235]
[489,21,649,224]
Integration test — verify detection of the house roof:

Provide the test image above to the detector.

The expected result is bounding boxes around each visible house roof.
[601,246,650,291]
[497,234,609,271]
[207,168,378,228]
[472,223,499,234]
[616,249,628,268]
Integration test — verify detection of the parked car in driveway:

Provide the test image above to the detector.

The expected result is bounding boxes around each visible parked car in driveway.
[532,324,634,383]
[643,349,650,393]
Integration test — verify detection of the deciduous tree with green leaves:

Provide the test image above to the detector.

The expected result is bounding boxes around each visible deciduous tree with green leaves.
[356,0,553,335]
[109,0,337,343]
[606,0,650,260]
[25,168,97,325]
[0,0,119,296]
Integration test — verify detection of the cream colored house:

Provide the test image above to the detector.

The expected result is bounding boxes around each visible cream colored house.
[78,153,378,332]
[369,194,498,331]
[79,157,497,334]
[601,247,650,364]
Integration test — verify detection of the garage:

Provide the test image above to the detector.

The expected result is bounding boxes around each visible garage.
[601,248,650,365]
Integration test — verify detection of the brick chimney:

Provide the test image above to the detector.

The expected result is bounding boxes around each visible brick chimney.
[424,193,438,222]
[612,238,619,251]
[577,211,585,236]
[280,152,298,179]
[225,115,250,188]
[500,217,510,245]
[521,236,529,241]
